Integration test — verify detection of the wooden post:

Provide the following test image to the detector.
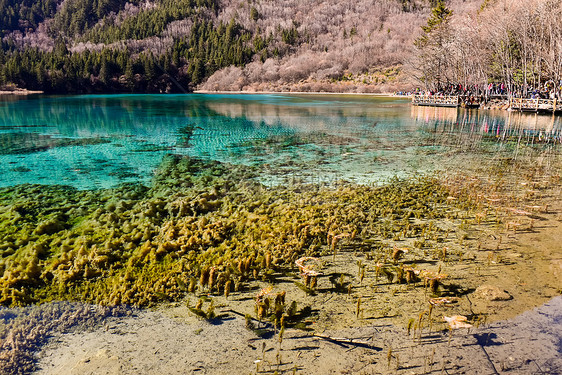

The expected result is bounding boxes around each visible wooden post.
[553,98,557,112]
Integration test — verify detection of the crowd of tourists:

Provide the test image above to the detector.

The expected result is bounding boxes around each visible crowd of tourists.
[408,80,562,101]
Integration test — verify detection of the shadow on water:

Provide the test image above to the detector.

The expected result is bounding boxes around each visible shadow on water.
[474,332,502,347]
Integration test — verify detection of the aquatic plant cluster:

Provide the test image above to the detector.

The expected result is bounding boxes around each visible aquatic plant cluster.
[0,152,465,308]
[0,133,111,155]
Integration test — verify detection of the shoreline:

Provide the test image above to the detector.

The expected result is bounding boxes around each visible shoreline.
[0,90,401,98]
[194,89,399,97]
[0,89,43,95]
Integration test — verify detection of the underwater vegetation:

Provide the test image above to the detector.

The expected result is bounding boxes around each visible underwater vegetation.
[0,133,560,337]
[0,133,110,155]
[235,132,357,151]
[176,123,204,148]
[0,153,457,307]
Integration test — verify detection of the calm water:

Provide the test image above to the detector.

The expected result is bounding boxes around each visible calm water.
[0,94,560,190]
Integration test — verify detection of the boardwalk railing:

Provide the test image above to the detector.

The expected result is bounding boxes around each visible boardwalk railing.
[412,95,459,107]
[509,98,558,112]
[412,95,560,112]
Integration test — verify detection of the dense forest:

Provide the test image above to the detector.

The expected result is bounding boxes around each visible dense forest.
[0,0,560,93]
[0,0,261,92]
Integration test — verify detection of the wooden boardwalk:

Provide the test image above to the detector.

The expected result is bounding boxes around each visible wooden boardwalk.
[412,95,560,113]
[412,95,459,107]
[411,95,483,108]
[509,98,558,113]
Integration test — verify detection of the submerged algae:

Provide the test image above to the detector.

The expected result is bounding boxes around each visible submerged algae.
[0,151,560,338]
[0,133,110,155]
[0,154,451,307]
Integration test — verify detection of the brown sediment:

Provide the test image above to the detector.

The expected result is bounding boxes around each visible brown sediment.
[32,294,562,375]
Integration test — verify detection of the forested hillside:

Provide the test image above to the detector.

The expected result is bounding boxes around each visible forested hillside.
[2,0,558,94]
[0,0,448,93]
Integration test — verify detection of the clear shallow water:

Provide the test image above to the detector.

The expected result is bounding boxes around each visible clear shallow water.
[0,94,560,190]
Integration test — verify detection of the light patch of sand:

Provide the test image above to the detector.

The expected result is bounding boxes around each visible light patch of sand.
[36,296,562,374]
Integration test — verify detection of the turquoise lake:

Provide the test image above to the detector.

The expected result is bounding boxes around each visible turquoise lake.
[0,94,561,190]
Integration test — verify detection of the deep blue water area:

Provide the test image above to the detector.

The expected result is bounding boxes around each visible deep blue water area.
[0,94,560,190]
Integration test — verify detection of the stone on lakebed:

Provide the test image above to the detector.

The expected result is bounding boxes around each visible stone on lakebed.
[474,285,513,301]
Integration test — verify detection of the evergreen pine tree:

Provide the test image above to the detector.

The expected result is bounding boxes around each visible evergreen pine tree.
[99,58,110,85]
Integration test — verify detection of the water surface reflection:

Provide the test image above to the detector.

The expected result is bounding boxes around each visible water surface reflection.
[0,94,560,189]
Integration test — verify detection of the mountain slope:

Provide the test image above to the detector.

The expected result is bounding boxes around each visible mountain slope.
[0,0,477,93]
